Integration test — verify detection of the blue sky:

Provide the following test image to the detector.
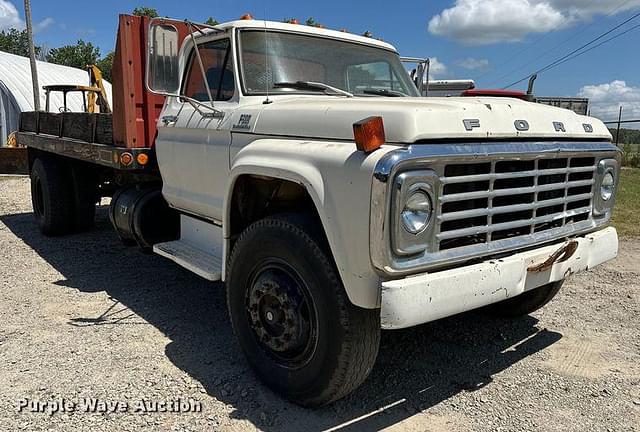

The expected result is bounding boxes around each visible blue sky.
[3,0,640,123]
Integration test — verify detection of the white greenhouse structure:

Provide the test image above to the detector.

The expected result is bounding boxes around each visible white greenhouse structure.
[0,50,112,146]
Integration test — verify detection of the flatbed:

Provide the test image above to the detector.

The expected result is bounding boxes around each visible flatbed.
[18,113,152,171]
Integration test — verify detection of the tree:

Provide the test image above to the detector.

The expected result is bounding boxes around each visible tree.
[36,45,50,62]
[46,40,100,70]
[132,7,159,18]
[0,28,42,57]
[95,51,114,82]
[205,17,219,26]
[610,128,640,145]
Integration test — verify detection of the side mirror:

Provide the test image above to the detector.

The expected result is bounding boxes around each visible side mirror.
[147,20,180,95]
[400,57,430,96]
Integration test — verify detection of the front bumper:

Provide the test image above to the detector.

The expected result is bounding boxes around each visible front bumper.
[380,227,618,329]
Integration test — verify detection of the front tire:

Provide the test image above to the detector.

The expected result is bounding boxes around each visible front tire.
[226,214,380,407]
[489,281,564,317]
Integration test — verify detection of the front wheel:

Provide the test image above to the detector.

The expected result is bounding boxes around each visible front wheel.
[488,281,564,317]
[226,214,380,407]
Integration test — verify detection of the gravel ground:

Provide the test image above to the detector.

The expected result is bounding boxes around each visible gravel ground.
[1,175,639,432]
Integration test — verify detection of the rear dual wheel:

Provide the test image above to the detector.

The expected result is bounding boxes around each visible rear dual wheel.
[226,214,380,407]
[31,156,97,236]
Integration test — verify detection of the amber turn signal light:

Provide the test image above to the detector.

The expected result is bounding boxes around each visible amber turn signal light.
[353,116,385,153]
[137,153,149,166]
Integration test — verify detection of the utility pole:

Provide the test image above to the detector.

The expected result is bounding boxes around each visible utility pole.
[24,0,41,111]
[615,106,623,147]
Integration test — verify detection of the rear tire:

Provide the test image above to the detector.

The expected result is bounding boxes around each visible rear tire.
[70,163,98,231]
[226,214,380,407]
[30,157,75,236]
[488,281,564,317]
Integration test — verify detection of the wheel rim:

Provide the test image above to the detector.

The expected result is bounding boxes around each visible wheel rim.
[245,260,318,368]
[34,177,45,218]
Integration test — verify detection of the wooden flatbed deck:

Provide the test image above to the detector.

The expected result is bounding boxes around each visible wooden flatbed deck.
[18,111,153,171]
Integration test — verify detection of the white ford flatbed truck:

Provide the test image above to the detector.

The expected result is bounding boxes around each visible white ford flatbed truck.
[17,16,621,407]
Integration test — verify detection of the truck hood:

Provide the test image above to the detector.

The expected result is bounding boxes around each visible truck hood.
[240,96,611,143]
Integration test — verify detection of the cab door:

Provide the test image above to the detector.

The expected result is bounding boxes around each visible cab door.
[156,37,238,222]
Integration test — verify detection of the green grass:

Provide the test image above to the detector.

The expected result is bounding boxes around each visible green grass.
[620,144,640,168]
[612,168,640,237]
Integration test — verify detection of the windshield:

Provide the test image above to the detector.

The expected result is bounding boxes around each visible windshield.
[238,30,420,97]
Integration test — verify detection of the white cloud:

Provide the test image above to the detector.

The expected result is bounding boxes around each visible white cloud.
[0,1,54,33]
[428,0,640,45]
[457,57,490,70]
[406,58,448,82]
[0,0,23,30]
[578,80,640,125]
[34,17,54,33]
[428,0,567,45]
[428,57,448,78]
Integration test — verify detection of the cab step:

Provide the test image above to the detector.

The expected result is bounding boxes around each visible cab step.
[153,215,223,281]
[153,240,222,281]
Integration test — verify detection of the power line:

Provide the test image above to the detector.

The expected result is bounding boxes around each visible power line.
[603,119,640,124]
[482,0,633,85]
[536,22,640,74]
[503,10,640,88]
[503,10,640,89]
[475,32,553,82]
[486,14,612,84]
[534,19,640,76]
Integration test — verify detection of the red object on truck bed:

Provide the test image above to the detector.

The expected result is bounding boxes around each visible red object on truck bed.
[111,15,190,149]
[461,89,529,100]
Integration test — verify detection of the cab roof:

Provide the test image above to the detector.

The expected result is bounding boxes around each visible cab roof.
[214,20,398,53]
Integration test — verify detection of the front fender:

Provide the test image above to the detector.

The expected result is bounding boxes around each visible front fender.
[225,138,396,309]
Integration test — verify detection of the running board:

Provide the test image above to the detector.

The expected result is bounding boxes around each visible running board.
[153,215,224,281]
[153,240,222,281]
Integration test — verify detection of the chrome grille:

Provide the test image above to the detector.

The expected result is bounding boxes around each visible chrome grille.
[436,156,596,251]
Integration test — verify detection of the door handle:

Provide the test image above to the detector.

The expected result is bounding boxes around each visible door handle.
[161,115,178,125]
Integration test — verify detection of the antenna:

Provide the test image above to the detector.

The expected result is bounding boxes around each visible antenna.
[263,1,272,104]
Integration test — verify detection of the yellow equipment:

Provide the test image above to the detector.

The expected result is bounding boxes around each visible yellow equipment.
[6,131,19,147]
[87,65,112,113]
[41,65,112,114]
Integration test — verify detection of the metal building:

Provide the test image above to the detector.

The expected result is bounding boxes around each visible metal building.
[0,50,112,146]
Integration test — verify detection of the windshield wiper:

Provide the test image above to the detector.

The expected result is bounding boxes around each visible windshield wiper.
[361,89,407,97]
[273,81,353,98]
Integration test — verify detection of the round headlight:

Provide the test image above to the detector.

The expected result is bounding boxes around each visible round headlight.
[401,189,433,234]
[601,171,615,201]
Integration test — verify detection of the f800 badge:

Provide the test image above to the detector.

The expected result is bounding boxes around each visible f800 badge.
[233,114,252,130]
